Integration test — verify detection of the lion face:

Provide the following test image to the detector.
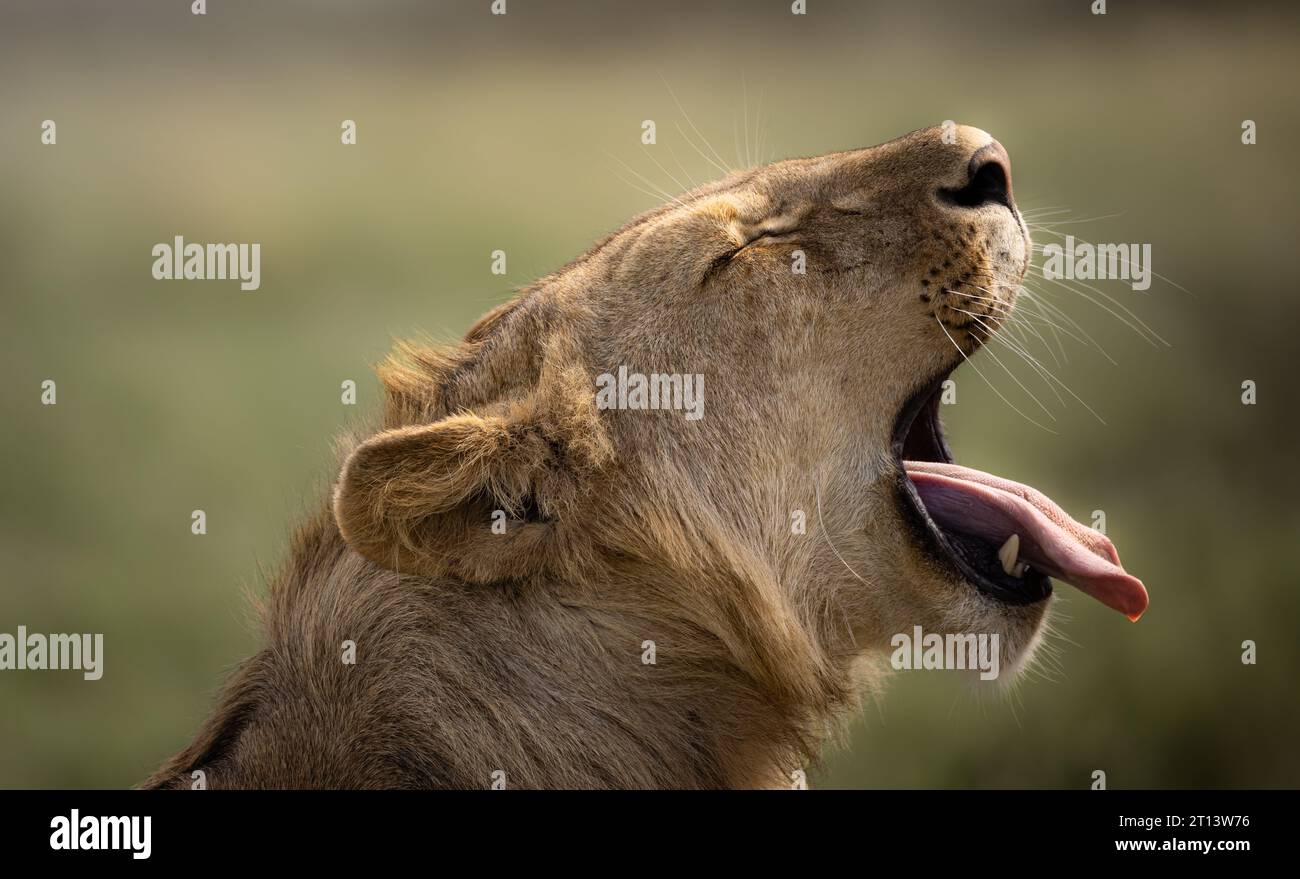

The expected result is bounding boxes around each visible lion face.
[335,124,1144,695]
[569,124,1047,674]
[146,125,1151,791]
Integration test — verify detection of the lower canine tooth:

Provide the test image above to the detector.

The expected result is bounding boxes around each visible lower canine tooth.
[998,534,1021,576]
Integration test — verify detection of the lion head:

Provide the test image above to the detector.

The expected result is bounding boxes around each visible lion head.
[149,124,1145,789]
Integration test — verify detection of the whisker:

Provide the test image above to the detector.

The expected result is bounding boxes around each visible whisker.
[1028,268,1168,347]
[958,288,1089,360]
[815,475,866,586]
[961,310,1108,424]
[944,298,1057,421]
[664,137,701,190]
[1030,226,1193,297]
[934,316,1058,434]
[1017,282,1118,364]
[609,170,672,208]
[1024,211,1125,228]
[963,285,1064,367]
[661,77,733,175]
[639,144,692,197]
[733,115,744,172]
[950,308,1067,406]
[741,72,751,168]
[673,122,725,180]
[606,153,691,211]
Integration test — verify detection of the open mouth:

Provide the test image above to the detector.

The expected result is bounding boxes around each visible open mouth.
[892,371,1149,621]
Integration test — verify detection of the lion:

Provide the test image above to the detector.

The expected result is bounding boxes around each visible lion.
[143,124,1146,790]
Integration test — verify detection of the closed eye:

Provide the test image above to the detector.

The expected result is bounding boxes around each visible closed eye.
[749,229,799,246]
[703,230,799,284]
[703,210,805,283]
[739,218,802,248]
[733,206,803,246]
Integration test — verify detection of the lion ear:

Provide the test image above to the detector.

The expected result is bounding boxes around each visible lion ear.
[332,406,559,582]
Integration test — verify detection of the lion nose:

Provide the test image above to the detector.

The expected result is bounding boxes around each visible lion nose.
[941,141,1015,211]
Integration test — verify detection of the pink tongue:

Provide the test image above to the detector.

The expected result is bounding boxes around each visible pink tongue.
[904,461,1148,621]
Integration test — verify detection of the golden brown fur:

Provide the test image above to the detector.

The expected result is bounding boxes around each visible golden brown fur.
[144,124,1039,789]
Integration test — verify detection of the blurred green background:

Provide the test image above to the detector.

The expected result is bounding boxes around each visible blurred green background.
[2,1,1297,788]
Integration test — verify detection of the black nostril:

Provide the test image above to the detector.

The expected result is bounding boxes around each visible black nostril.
[958,161,1009,207]
[939,143,1015,210]
[941,159,1011,209]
